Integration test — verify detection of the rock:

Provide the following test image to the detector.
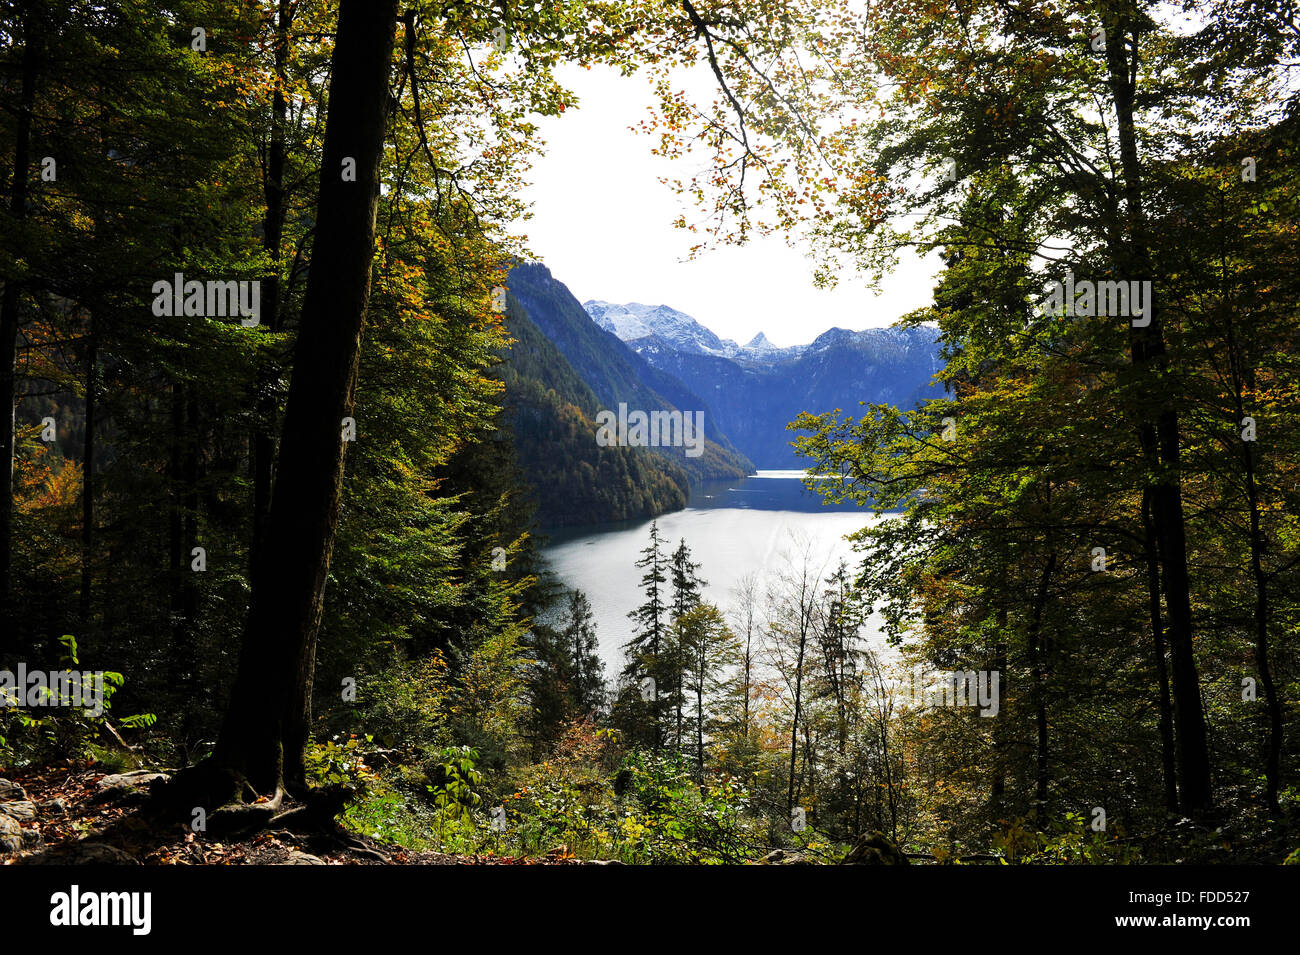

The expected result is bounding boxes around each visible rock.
[23,841,139,865]
[285,851,326,865]
[21,829,42,849]
[760,848,813,865]
[39,797,68,814]
[97,769,170,789]
[94,771,170,802]
[0,779,25,800]
[0,813,22,854]
[840,831,909,865]
[0,800,37,821]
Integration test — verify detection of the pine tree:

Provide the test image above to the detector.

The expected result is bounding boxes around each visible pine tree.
[667,537,705,749]
[623,520,668,750]
[563,589,606,718]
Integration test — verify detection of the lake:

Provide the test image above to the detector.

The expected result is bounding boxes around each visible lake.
[538,470,882,673]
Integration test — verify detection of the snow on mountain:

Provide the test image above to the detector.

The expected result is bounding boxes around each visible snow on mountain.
[579,298,943,467]
[584,301,744,358]
[583,300,941,365]
[743,332,787,358]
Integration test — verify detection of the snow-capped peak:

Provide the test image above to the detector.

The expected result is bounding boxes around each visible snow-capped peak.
[743,332,782,354]
[583,300,742,357]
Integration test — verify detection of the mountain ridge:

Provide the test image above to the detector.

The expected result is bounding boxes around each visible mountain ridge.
[582,298,943,467]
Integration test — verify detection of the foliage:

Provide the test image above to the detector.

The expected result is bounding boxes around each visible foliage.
[0,634,154,767]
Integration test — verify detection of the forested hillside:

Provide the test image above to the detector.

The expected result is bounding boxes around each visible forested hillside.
[506,262,753,486]
[0,0,1297,892]
[495,291,695,526]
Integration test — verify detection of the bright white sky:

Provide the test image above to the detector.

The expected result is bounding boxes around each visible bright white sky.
[519,64,940,347]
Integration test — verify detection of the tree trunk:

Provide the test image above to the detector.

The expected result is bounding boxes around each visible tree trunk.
[1240,440,1281,811]
[1027,549,1055,826]
[742,627,751,737]
[79,318,96,628]
[989,631,1008,813]
[251,0,293,582]
[786,625,808,816]
[1219,290,1284,811]
[1104,6,1213,813]
[210,0,398,798]
[167,381,186,682]
[1142,489,1180,813]
[0,7,40,654]
[166,383,200,670]
[695,652,704,778]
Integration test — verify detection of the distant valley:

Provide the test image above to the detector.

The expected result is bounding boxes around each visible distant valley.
[497,263,942,526]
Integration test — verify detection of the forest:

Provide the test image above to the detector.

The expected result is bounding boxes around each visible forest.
[0,0,1298,874]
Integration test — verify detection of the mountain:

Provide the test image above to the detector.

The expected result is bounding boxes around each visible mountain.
[584,301,743,358]
[496,265,753,527]
[495,295,691,527]
[506,264,753,484]
[584,300,943,468]
[495,262,938,523]
[742,332,784,358]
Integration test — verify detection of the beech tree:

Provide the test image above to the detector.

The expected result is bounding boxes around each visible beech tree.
[180,0,401,805]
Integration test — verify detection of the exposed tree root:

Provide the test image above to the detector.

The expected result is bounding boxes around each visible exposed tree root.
[148,763,356,841]
[266,785,353,831]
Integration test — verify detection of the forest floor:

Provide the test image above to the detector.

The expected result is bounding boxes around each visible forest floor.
[0,763,596,865]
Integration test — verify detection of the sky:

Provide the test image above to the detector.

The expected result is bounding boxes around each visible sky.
[518,64,941,348]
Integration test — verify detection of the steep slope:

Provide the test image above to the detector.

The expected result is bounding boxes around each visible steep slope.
[495,294,693,527]
[506,263,753,483]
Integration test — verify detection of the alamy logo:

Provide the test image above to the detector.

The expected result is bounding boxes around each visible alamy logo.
[1041,271,1152,327]
[50,885,151,935]
[895,667,1000,717]
[595,402,705,458]
[151,272,260,326]
[0,665,106,716]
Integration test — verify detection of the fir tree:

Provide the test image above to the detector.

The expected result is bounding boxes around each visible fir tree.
[667,537,705,749]
[623,520,668,750]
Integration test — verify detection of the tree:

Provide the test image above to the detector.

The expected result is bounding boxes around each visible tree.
[723,572,761,756]
[789,0,1300,834]
[676,601,738,778]
[183,0,400,804]
[764,532,831,816]
[0,0,41,643]
[623,520,670,750]
[563,589,606,718]
[667,536,705,747]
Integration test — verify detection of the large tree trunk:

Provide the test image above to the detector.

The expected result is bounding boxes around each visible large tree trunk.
[251,0,293,583]
[0,6,40,655]
[208,0,398,799]
[1103,5,1213,813]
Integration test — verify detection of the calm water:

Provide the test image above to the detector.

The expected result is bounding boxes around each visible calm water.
[538,470,881,672]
